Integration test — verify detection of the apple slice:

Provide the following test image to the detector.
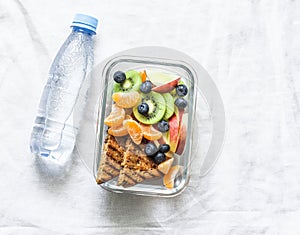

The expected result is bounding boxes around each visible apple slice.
[174,106,184,127]
[174,109,187,155]
[169,114,180,152]
[158,158,174,174]
[176,123,186,155]
[151,77,181,93]
[163,165,183,189]
[169,106,185,152]
[146,70,179,86]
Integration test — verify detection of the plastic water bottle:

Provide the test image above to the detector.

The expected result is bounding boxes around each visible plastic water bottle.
[30,14,98,173]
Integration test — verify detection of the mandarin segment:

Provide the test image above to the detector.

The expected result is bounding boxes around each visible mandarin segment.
[108,125,128,137]
[104,104,125,127]
[112,91,140,108]
[108,114,133,137]
[140,70,147,82]
[124,119,143,145]
[140,123,162,141]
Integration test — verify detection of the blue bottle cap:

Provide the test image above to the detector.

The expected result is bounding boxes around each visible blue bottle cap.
[71,13,98,33]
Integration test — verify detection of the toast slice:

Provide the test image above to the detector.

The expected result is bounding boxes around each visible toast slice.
[117,139,162,187]
[96,134,126,184]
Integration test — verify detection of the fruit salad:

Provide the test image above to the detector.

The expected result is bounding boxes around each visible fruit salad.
[96,69,189,189]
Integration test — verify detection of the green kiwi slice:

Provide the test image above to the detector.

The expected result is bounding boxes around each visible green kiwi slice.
[162,93,175,120]
[113,70,142,92]
[133,92,166,125]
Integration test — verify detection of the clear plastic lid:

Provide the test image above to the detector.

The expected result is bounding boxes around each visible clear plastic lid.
[74,47,225,197]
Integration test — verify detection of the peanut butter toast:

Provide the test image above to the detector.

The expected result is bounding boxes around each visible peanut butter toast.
[117,138,162,187]
[96,134,126,184]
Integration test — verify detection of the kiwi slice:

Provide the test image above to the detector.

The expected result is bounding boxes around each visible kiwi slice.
[162,93,175,120]
[113,70,142,92]
[133,92,166,125]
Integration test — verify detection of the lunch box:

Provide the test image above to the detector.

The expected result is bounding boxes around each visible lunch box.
[75,47,225,197]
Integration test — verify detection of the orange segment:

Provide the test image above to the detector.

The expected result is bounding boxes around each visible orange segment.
[108,114,133,137]
[108,125,128,136]
[104,104,125,127]
[112,91,140,108]
[140,124,162,141]
[140,70,147,82]
[124,119,143,145]
[163,165,183,189]
[158,158,174,174]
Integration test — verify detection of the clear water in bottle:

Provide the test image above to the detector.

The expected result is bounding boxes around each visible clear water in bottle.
[30,14,98,172]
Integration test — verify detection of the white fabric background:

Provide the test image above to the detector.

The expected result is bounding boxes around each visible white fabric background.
[1,0,300,234]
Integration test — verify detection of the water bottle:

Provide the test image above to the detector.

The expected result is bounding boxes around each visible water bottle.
[30,13,98,173]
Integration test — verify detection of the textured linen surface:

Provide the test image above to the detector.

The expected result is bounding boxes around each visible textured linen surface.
[0,0,300,234]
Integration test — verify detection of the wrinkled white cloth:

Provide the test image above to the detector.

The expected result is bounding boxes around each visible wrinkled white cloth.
[1,0,300,234]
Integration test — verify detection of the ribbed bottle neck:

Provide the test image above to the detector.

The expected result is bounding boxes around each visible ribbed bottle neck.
[71,26,96,36]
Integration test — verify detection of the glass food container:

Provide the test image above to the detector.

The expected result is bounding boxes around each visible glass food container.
[75,47,225,197]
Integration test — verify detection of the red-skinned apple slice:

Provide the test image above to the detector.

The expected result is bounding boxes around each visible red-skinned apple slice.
[169,107,185,152]
[175,110,187,155]
[176,123,187,155]
[151,77,181,93]
[146,71,179,86]
[169,114,180,152]
[174,106,184,127]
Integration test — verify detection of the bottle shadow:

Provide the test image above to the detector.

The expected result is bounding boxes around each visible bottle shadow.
[32,151,78,193]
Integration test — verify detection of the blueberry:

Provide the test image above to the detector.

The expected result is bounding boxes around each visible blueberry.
[159,144,170,153]
[153,152,166,164]
[176,84,188,96]
[174,98,187,109]
[145,143,158,157]
[113,71,126,83]
[157,120,169,132]
[140,81,152,93]
[138,103,149,116]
